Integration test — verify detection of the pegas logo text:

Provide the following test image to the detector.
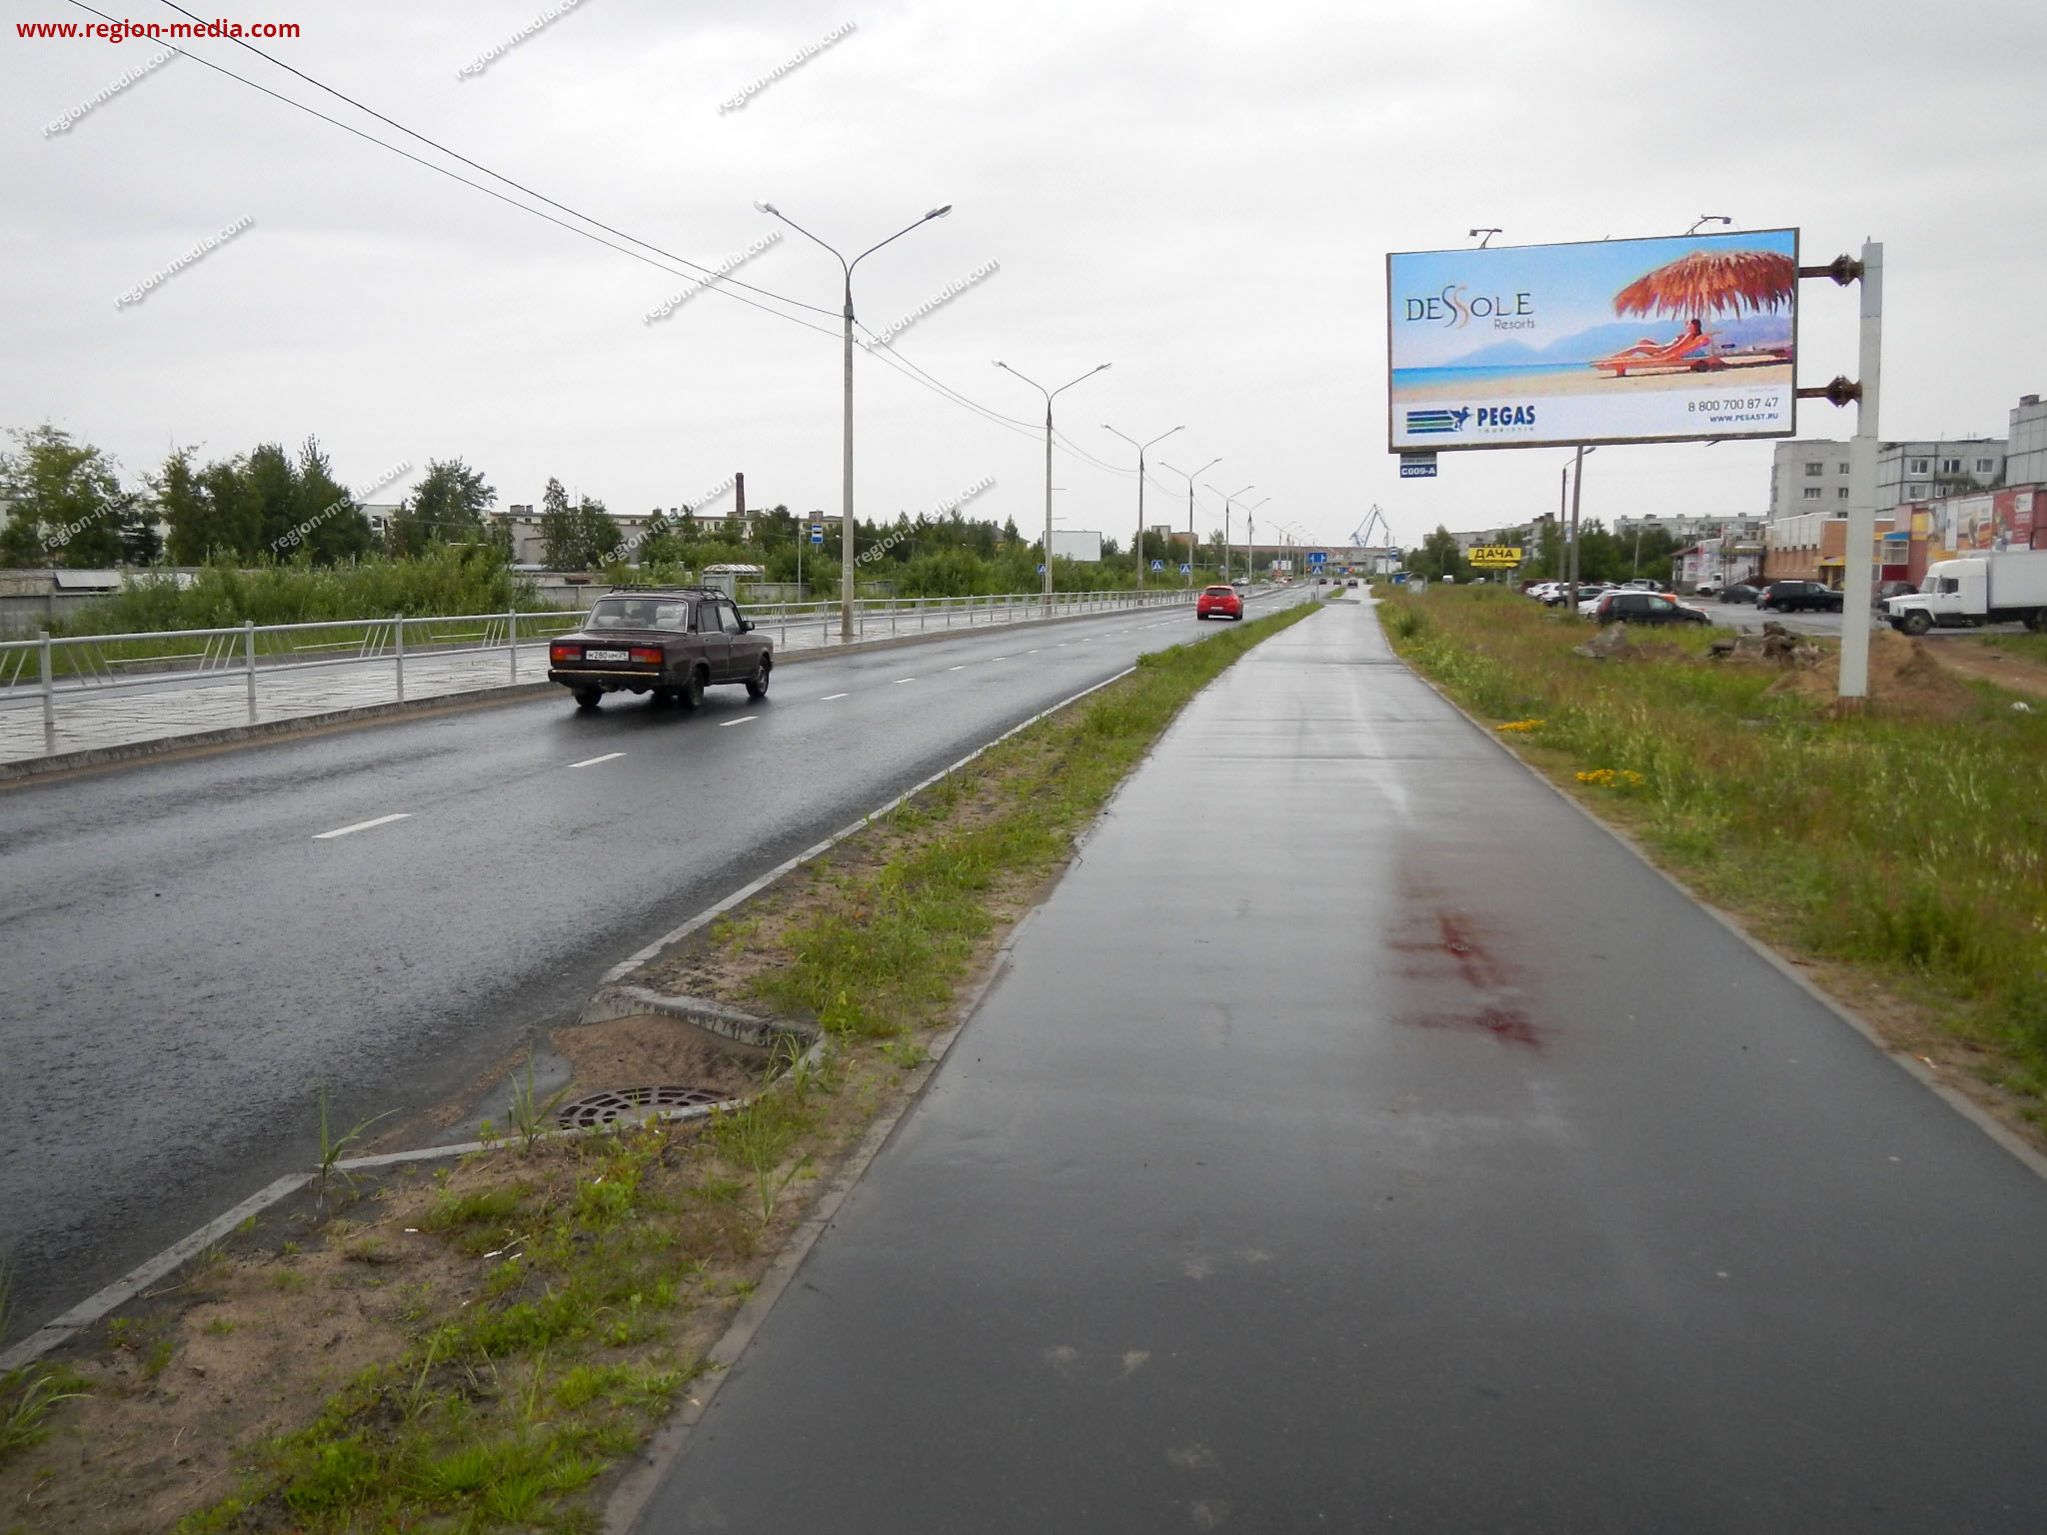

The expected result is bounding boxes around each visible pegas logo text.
[1403,284,1535,332]
[1476,406,1536,428]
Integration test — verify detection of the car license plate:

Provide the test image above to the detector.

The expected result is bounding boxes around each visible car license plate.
[584,648,631,662]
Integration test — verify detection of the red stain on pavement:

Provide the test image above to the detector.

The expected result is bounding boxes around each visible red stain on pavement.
[1406,1007,1544,1050]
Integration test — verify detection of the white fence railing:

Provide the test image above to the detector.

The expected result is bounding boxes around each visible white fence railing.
[0,587,1205,757]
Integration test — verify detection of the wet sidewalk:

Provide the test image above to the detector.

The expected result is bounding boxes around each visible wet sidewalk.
[627,596,2047,1533]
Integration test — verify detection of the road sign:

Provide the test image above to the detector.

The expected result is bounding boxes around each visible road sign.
[1399,452,1438,480]
[1037,563,1047,575]
[809,524,824,545]
[1179,563,1191,575]
[1150,559,1164,572]
[1307,550,1327,567]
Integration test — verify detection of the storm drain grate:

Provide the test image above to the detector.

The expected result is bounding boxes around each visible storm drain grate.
[554,1085,730,1130]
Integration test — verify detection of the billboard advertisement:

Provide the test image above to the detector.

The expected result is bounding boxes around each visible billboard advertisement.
[1387,229,1799,452]
[1049,529,1102,563]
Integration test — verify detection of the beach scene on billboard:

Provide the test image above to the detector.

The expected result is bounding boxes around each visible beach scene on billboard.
[1387,229,1798,451]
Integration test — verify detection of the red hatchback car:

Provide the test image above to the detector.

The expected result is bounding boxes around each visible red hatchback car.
[1196,584,1244,621]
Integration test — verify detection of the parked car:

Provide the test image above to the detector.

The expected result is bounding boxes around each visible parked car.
[1594,590,1712,626]
[1546,582,1609,608]
[546,586,772,710]
[1757,579,1844,613]
[1692,581,1722,599]
[1196,583,1244,620]
[1721,581,1763,604]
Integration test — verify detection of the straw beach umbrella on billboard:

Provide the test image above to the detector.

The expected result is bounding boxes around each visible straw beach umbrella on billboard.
[1612,248,1796,323]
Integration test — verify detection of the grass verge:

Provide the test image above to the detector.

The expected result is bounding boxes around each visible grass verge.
[1381,586,2047,1123]
[0,598,1320,1535]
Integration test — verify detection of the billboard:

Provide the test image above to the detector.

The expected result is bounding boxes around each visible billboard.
[1387,229,1799,452]
[1049,529,1102,562]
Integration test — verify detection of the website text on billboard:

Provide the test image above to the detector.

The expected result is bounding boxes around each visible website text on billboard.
[1385,229,1799,452]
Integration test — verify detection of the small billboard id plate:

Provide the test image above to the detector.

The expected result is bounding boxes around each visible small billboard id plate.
[1387,229,1798,452]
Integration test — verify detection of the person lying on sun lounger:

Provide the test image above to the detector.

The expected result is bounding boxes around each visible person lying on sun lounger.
[1598,318,1709,364]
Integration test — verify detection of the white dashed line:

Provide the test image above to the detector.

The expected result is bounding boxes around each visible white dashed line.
[820,693,849,701]
[569,752,626,768]
[1025,649,1040,654]
[719,716,757,728]
[947,665,966,672]
[893,677,917,684]
[313,813,412,841]
[991,657,1008,662]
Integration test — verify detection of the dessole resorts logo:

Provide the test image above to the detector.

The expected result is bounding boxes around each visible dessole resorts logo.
[1402,284,1536,333]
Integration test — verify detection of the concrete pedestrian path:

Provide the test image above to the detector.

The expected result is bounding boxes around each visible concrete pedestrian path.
[627,595,2047,1533]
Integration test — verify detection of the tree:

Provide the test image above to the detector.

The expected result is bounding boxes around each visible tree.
[295,437,372,564]
[574,496,621,566]
[391,458,494,557]
[246,442,298,551]
[538,477,578,568]
[0,425,131,568]
[1407,525,1467,582]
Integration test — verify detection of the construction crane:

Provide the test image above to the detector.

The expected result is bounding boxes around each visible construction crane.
[1350,504,1392,548]
[1343,505,1398,576]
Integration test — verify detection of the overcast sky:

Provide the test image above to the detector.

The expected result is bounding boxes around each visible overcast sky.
[5,0,2043,554]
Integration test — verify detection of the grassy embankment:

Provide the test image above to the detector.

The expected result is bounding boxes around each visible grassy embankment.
[0,599,1322,1535]
[1380,587,2047,1114]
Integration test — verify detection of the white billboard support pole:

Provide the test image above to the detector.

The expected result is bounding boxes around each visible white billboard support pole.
[1837,241,1883,700]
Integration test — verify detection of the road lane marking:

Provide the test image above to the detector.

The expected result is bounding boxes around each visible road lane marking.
[570,752,626,768]
[719,716,757,728]
[991,656,1008,662]
[1025,649,1040,654]
[820,693,849,701]
[947,665,966,671]
[893,677,917,684]
[313,813,412,841]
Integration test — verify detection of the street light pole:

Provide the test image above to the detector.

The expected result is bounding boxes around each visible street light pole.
[756,200,952,643]
[1207,483,1255,581]
[1102,423,1182,593]
[994,360,1111,613]
[1160,457,1220,588]
[1243,496,1271,583]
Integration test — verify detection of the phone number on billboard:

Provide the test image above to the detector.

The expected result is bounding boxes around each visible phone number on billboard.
[1687,396,1780,413]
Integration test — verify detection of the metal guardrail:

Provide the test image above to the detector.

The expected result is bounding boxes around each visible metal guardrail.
[0,588,1203,757]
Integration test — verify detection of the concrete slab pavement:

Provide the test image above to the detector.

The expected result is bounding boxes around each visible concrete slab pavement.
[625,595,2047,1533]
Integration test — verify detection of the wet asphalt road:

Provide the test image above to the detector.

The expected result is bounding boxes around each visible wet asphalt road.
[0,591,1305,1340]
[633,596,2047,1534]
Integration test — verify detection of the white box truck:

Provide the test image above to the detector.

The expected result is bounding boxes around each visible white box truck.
[1884,550,2047,635]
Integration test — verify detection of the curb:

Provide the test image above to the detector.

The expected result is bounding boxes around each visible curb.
[1371,597,2047,1190]
[0,601,1198,786]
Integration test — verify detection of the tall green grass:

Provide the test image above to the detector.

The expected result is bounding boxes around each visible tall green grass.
[1385,588,2047,1099]
[48,548,536,636]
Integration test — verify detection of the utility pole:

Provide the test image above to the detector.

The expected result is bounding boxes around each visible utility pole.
[995,361,1112,614]
[1104,423,1184,594]
[1160,457,1220,589]
[755,200,952,643]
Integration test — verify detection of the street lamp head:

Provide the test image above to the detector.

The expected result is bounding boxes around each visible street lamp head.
[754,201,779,215]
[926,205,953,220]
